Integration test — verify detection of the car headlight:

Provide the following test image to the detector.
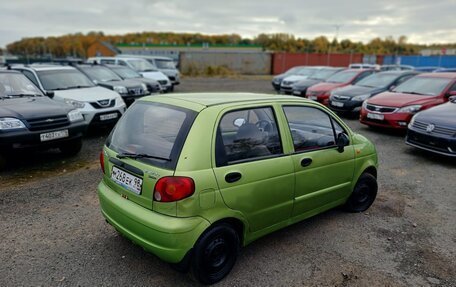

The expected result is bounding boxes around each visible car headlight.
[113,86,128,94]
[397,105,422,114]
[0,117,26,130]
[352,94,370,101]
[408,114,418,128]
[67,110,84,122]
[362,100,368,108]
[64,99,85,109]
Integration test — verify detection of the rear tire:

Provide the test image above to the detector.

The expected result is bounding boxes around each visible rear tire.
[344,173,378,212]
[190,223,239,285]
[59,138,83,156]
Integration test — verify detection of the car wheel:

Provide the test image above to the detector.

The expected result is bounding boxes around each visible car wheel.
[59,138,83,156]
[190,223,239,285]
[344,173,377,212]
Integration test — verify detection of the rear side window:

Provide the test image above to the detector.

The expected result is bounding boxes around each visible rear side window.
[216,107,282,166]
[107,102,197,169]
[283,106,343,152]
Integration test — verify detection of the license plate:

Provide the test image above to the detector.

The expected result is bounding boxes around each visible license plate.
[40,130,69,142]
[293,91,301,95]
[100,113,118,121]
[111,166,143,195]
[332,101,344,107]
[367,113,384,120]
[310,96,317,100]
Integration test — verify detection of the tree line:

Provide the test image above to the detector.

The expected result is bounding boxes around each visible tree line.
[4,31,456,58]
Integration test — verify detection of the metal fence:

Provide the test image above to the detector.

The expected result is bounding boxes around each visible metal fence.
[383,55,456,68]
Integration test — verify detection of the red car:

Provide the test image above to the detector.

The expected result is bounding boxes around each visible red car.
[360,73,456,129]
[305,69,375,105]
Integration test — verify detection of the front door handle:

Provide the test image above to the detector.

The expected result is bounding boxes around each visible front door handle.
[225,172,242,183]
[301,158,313,167]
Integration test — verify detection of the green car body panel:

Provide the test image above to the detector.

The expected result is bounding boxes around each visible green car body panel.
[97,93,378,263]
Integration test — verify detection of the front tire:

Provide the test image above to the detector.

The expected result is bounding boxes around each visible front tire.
[344,173,377,212]
[59,138,83,156]
[190,223,239,285]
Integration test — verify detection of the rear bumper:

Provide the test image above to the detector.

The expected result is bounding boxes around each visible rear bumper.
[98,180,210,263]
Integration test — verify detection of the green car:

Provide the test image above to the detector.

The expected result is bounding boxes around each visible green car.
[98,93,378,284]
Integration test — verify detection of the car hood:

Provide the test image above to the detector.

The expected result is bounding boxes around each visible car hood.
[308,82,346,93]
[334,85,386,97]
[53,86,120,102]
[294,78,322,88]
[283,75,309,82]
[0,96,71,120]
[140,71,169,81]
[414,102,456,125]
[367,92,439,108]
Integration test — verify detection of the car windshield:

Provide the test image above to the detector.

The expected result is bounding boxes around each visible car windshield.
[355,73,398,88]
[284,66,304,75]
[107,102,197,169]
[296,68,317,76]
[37,69,95,90]
[0,73,43,97]
[393,77,452,96]
[126,59,157,72]
[81,66,122,82]
[155,59,175,69]
[326,71,359,83]
[310,69,341,80]
[111,66,142,79]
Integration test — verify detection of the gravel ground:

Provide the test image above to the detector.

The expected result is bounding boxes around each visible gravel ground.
[1,77,455,287]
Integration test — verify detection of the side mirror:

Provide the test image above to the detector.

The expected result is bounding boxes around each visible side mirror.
[337,133,350,153]
[389,85,396,91]
[233,118,246,127]
[449,95,456,103]
[92,80,98,85]
[45,91,55,98]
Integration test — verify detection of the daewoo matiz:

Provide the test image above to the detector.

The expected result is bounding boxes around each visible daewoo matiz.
[98,93,378,284]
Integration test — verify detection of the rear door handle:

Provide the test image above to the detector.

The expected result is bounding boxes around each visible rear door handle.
[301,158,313,167]
[225,172,242,183]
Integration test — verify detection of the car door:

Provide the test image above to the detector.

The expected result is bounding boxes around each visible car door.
[212,106,295,232]
[281,105,355,218]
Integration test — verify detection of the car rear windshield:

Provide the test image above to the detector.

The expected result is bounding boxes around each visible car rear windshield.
[0,73,43,97]
[111,67,141,79]
[326,71,359,83]
[37,69,95,90]
[80,66,122,82]
[356,73,398,88]
[393,77,452,96]
[107,101,197,169]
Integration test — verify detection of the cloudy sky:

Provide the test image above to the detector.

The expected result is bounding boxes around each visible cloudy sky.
[1,0,455,47]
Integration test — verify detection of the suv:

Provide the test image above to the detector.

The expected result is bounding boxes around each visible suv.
[0,70,86,169]
[102,64,161,94]
[360,73,456,129]
[87,57,172,92]
[98,93,378,284]
[74,64,150,106]
[117,55,180,90]
[13,64,126,127]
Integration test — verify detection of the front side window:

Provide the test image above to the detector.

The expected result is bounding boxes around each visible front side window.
[216,107,282,166]
[283,106,342,152]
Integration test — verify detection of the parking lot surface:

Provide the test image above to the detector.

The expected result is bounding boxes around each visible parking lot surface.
[1,77,455,286]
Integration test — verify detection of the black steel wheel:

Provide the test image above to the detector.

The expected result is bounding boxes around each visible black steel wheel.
[344,173,378,212]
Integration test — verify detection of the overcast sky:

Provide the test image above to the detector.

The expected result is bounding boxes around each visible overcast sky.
[1,0,455,47]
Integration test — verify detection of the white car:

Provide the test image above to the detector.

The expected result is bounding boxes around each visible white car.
[12,65,126,126]
[280,66,326,94]
[87,57,172,92]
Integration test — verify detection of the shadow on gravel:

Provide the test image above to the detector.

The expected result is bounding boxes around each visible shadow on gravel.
[403,146,456,168]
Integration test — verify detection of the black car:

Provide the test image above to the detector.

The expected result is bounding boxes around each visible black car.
[0,70,86,169]
[291,67,344,96]
[103,64,161,94]
[406,97,456,157]
[328,71,418,114]
[74,64,151,106]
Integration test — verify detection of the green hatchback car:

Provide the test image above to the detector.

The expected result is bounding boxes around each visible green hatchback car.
[98,93,378,284]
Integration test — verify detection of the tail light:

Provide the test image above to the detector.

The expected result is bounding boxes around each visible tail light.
[99,152,105,174]
[154,176,195,202]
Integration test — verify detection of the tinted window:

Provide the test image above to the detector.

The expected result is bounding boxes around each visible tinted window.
[107,102,197,169]
[37,69,94,90]
[283,106,338,152]
[326,71,359,83]
[216,107,282,165]
[393,77,453,96]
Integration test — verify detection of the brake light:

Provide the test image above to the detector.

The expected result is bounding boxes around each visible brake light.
[99,152,105,174]
[154,176,195,202]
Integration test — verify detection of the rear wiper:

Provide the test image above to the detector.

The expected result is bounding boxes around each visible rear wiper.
[117,152,171,161]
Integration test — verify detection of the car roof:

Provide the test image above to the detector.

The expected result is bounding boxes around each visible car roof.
[145,93,312,109]
[20,65,77,71]
[417,72,456,79]
[0,70,21,74]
